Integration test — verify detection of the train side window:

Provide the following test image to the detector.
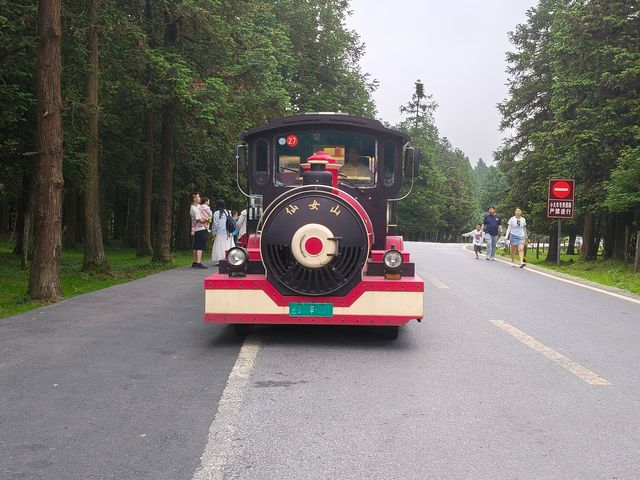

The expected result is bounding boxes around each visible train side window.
[254,139,269,185]
[383,141,395,187]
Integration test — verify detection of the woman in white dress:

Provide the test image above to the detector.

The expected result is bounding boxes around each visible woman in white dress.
[211,199,235,266]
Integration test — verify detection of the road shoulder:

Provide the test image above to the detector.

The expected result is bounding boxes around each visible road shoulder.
[462,243,640,303]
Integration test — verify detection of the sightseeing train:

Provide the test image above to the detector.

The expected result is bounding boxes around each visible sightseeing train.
[203,113,424,339]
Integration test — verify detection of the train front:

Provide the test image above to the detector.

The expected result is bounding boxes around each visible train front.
[203,114,424,338]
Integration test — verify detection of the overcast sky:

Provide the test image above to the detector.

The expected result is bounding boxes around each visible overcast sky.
[346,0,537,165]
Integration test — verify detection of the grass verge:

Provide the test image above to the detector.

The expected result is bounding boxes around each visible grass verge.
[1,242,194,319]
[497,247,640,295]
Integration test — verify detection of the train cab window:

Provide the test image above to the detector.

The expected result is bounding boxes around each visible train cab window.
[254,139,269,186]
[276,155,302,186]
[382,141,396,187]
[341,146,374,184]
[275,132,376,187]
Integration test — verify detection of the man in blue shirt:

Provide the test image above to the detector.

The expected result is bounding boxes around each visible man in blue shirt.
[482,206,502,261]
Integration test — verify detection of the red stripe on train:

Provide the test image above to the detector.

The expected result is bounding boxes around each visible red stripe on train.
[204,313,417,326]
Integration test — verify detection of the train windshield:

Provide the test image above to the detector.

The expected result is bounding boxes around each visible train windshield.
[275,132,376,187]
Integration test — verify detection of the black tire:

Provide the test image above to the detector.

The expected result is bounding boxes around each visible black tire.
[378,326,399,340]
[233,324,253,337]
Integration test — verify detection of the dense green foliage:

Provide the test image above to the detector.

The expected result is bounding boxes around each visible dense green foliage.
[0,1,378,255]
[0,1,480,282]
[396,81,479,241]
[11,0,637,303]
[497,0,640,262]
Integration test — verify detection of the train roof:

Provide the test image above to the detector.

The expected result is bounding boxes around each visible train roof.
[241,113,410,143]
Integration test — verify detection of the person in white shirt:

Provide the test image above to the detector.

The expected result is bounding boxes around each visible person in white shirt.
[462,223,484,259]
[505,208,528,268]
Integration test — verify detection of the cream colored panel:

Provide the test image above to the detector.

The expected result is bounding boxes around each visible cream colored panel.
[345,291,424,317]
[205,289,423,317]
[205,290,288,314]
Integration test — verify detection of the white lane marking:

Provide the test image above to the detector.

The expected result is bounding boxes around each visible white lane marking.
[420,271,449,289]
[192,336,261,480]
[490,320,611,386]
[460,244,640,306]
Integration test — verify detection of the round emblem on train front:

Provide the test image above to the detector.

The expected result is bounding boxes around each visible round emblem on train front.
[291,223,337,268]
[260,189,369,296]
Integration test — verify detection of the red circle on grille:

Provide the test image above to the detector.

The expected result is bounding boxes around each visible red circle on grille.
[304,237,323,255]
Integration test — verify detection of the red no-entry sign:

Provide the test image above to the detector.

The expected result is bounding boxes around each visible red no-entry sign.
[549,179,575,200]
[548,179,575,218]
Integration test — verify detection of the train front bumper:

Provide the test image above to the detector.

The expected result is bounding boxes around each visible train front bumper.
[203,274,424,326]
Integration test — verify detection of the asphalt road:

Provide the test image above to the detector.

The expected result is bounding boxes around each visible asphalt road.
[2,243,640,479]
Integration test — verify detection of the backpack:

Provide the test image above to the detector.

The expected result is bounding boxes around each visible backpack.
[225,210,235,234]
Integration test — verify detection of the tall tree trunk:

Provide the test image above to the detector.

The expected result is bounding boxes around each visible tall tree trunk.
[29,0,64,301]
[125,190,138,247]
[152,104,175,263]
[173,194,191,251]
[111,187,127,240]
[635,230,640,273]
[63,187,79,248]
[603,215,615,259]
[82,0,109,272]
[22,182,37,270]
[137,108,154,256]
[0,199,9,233]
[581,213,596,260]
[624,224,630,266]
[566,232,576,256]
[612,213,627,260]
[13,158,33,257]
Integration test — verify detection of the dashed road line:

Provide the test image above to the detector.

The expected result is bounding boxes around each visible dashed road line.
[192,336,261,480]
[490,319,611,386]
[420,271,449,289]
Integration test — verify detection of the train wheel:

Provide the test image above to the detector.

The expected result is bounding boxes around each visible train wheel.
[378,326,399,340]
[233,324,253,338]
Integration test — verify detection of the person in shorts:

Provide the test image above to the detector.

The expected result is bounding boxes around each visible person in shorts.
[505,208,528,268]
[190,193,208,269]
[462,224,484,259]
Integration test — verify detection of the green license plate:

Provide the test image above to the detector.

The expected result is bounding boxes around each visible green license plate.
[289,302,333,317]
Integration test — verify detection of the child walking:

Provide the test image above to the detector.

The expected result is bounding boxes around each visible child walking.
[462,224,485,259]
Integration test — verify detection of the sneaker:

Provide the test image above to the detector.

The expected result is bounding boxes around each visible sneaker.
[519,262,526,268]
[191,262,198,268]
[511,263,516,267]
[196,263,208,269]
[486,257,490,261]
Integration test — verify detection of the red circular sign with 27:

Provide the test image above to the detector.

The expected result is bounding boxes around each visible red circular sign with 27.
[286,135,298,147]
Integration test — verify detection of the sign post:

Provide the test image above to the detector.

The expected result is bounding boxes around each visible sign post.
[547,179,575,267]
[557,219,561,267]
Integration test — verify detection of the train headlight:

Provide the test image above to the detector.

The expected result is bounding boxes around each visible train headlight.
[227,247,248,277]
[383,249,403,278]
